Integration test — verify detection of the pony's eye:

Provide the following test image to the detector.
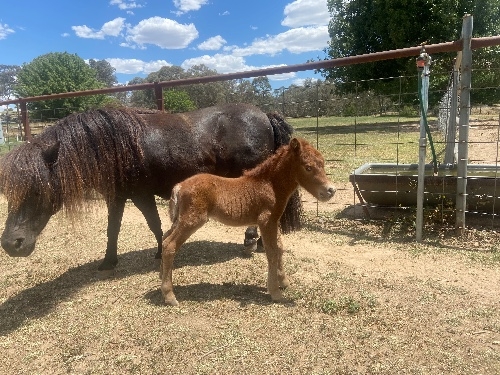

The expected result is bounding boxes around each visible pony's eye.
[305,165,312,172]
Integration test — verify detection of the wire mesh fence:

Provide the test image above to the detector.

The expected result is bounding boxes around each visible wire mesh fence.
[1,66,500,232]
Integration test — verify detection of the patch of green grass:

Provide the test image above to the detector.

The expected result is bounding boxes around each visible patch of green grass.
[321,296,362,315]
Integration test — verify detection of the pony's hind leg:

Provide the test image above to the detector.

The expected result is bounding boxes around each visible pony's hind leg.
[243,226,259,256]
[131,195,163,259]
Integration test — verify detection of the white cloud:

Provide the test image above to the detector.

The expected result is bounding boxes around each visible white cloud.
[181,54,249,73]
[0,23,14,40]
[282,0,330,28]
[110,0,143,10]
[72,17,125,39]
[105,58,171,74]
[198,35,226,51]
[230,26,329,57]
[124,17,198,49]
[173,0,208,14]
[180,53,296,81]
[291,77,319,86]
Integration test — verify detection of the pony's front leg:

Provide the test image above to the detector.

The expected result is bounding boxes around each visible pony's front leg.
[98,197,126,271]
[260,221,287,302]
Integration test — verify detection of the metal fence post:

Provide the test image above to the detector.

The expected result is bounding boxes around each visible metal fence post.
[20,100,31,141]
[416,47,432,242]
[455,15,473,235]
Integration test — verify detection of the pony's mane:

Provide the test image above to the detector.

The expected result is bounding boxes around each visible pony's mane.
[0,107,147,212]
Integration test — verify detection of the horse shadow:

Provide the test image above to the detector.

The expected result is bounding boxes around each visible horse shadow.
[0,240,259,336]
[144,283,271,307]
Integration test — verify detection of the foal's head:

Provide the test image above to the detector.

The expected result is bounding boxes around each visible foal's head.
[290,138,336,202]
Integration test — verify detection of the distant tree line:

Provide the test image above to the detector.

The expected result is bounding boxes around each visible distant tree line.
[2,1,500,120]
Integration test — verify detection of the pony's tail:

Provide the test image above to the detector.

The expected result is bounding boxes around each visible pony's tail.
[267,112,304,233]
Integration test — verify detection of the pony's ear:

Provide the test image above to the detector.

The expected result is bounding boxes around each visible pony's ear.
[290,137,300,152]
[41,141,60,166]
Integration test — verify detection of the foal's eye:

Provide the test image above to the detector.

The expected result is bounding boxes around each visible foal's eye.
[305,165,312,172]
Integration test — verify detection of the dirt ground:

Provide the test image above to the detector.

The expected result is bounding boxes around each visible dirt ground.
[0,121,499,374]
[0,181,499,375]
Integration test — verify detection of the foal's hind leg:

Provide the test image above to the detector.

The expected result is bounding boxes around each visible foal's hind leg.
[161,220,205,306]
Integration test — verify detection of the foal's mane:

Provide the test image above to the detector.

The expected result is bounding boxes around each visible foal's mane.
[0,107,147,212]
[243,140,297,178]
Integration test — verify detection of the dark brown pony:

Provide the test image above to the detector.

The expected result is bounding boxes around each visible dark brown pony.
[161,137,335,306]
[0,104,302,271]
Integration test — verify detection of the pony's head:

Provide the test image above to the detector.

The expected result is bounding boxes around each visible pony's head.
[0,140,63,256]
[291,138,336,202]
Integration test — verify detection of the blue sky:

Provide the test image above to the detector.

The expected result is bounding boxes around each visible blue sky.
[0,0,331,88]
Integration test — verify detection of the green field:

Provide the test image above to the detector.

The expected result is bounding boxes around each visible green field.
[289,114,444,183]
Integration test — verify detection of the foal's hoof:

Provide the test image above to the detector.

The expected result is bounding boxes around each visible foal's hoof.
[154,250,162,259]
[269,291,285,303]
[164,297,179,307]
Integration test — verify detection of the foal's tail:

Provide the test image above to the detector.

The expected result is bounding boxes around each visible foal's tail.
[168,184,182,224]
[267,112,304,233]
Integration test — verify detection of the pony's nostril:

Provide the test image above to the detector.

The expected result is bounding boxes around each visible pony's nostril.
[14,238,24,249]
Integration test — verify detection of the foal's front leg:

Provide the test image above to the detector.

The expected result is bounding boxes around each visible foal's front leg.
[260,220,288,302]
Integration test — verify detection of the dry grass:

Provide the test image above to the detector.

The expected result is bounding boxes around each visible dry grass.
[1,111,500,374]
[0,196,499,374]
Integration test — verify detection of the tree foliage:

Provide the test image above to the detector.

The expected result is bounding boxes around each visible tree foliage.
[323,0,500,104]
[15,52,111,119]
[128,64,233,109]
[0,65,20,101]
[88,59,117,87]
[163,89,196,112]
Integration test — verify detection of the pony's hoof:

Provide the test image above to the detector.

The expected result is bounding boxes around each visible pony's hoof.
[242,239,257,256]
[256,237,265,253]
[154,250,162,259]
[97,268,115,279]
[97,259,117,271]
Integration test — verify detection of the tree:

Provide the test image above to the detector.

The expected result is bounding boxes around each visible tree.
[184,64,230,108]
[163,89,196,112]
[15,52,110,119]
[127,77,150,107]
[89,59,117,87]
[252,76,273,107]
[323,0,500,105]
[0,65,20,101]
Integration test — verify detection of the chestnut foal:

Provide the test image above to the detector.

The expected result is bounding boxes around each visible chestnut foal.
[161,137,335,306]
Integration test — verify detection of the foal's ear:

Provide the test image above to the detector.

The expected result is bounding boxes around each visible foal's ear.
[290,137,301,152]
[41,140,61,167]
